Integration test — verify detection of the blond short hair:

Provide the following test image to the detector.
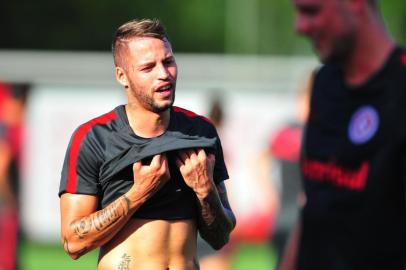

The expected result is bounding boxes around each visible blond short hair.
[112,18,169,67]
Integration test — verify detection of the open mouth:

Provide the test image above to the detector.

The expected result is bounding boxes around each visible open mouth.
[156,84,172,92]
[155,84,173,98]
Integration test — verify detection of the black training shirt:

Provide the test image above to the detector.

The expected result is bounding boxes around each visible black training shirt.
[299,47,406,270]
[59,105,229,220]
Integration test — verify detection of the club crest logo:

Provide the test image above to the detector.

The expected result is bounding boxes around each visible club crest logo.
[348,105,379,145]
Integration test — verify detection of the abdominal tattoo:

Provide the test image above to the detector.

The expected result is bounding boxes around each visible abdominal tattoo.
[72,195,130,239]
[117,253,131,270]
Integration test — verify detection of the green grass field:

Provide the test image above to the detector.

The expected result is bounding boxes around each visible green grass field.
[21,241,99,270]
[20,240,277,270]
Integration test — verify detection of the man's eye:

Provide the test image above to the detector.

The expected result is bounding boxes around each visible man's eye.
[141,66,153,72]
[164,59,174,65]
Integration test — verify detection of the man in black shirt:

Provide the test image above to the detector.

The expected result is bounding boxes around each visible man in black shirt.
[59,18,236,270]
[280,0,406,269]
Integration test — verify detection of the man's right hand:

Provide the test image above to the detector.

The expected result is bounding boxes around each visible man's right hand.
[129,154,171,202]
[60,154,170,260]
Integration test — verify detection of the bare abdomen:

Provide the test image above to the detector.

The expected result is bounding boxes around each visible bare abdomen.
[98,219,198,270]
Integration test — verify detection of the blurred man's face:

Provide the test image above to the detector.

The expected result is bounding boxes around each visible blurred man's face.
[293,0,357,64]
[121,37,177,113]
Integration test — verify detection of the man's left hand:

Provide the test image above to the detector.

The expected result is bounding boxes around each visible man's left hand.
[175,149,216,199]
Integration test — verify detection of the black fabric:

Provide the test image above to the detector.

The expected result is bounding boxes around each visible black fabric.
[298,47,406,270]
[59,105,229,220]
[99,129,217,185]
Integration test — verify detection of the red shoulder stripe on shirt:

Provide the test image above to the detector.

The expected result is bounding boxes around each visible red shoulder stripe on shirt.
[172,106,212,124]
[401,54,406,66]
[66,111,117,193]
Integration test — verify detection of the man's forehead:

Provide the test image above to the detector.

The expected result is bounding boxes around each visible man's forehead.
[125,37,172,55]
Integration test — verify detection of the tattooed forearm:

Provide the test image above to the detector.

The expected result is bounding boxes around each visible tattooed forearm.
[117,253,131,270]
[197,183,236,250]
[73,218,92,239]
[62,195,134,259]
[72,195,130,238]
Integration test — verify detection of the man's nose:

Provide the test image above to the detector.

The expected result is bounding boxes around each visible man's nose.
[157,64,170,79]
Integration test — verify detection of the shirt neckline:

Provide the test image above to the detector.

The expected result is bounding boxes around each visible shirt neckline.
[340,46,401,92]
[115,105,173,140]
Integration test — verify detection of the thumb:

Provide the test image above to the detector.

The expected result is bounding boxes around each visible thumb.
[133,160,142,172]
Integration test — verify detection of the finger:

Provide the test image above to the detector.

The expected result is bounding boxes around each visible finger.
[187,149,198,160]
[150,154,162,168]
[160,154,168,168]
[160,155,170,176]
[133,160,142,171]
[197,148,207,159]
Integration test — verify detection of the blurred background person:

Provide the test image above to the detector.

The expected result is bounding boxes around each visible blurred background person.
[200,93,279,270]
[280,0,406,269]
[0,82,27,270]
[260,73,313,266]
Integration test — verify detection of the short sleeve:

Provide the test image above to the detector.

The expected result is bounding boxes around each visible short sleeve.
[59,127,101,197]
[400,96,406,147]
[211,126,229,185]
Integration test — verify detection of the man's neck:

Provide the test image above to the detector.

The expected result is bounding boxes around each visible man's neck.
[343,17,395,87]
[125,104,170,138]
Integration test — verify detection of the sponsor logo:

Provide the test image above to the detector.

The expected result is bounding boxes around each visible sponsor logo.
[348,105,379,145]
[302,159,369,190]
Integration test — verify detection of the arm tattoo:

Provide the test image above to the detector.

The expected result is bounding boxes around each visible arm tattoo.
[197,182,236,250]
[73,218,92,239]
[117,253,131,270]
[72,195,130,238]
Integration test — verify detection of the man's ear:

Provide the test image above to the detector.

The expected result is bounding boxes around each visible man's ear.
[115,66,129,88]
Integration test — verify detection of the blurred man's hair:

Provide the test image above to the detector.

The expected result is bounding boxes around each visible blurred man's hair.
[208,94,224,128]
[112,18,170,67]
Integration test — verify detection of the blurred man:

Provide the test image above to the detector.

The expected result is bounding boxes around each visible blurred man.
[0,83,26,270]
[280,0,406,269]
[59,18,235,270]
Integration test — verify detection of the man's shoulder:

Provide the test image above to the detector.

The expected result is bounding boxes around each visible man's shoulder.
[171,106,217,138]
[311,64,342,97]
[77,109,118,132]
[71,107,120,147]
[172,106,213,126]
[393,46,406,72]
[385,46,406,95]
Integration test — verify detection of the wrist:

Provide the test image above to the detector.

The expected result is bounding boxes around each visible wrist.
[125,190,148,209]
[195,186,217,201]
